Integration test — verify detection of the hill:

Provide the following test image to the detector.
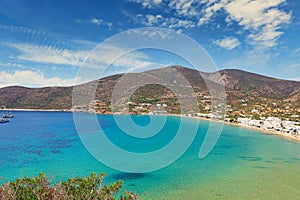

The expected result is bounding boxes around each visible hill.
[1,66,300,119]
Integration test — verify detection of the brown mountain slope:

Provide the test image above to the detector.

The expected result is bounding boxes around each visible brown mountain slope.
[0,86,72,109]
[214,69,300,99]
[0,66,299,116]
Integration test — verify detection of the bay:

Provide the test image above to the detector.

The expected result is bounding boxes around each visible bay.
[0,111,299,199]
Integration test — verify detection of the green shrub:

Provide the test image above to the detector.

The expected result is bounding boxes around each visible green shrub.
[0,173,138,200]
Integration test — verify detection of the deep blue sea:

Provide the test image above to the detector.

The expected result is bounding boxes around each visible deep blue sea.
[0,111,300,199]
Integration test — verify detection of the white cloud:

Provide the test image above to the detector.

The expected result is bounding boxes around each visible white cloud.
[199,0,291,49]
[136,14,162,26]
[225,0,291,48]
[247,25,283,48]
[153,0,162,4]
[0,61,35,70]
[0,70,82,88]
[168,0,199,17]
[128,0,292,49]
[126,28,177,40]
[198,1,223,26]
[213,37,241,50]
[76,18,113,29]
[136,14,196,29]
[129,0,162,8]
[90,18,104,26]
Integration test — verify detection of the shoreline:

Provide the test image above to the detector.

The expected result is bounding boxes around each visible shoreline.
[2,109,299,143]
[233,123,300,143]
[173,114,300,143]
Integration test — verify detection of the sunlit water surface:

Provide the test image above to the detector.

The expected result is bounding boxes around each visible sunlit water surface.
[0,111,299,199]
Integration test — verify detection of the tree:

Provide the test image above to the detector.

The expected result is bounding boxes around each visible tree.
[252,113,260,120]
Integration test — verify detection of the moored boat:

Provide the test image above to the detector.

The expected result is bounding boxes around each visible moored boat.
[2,112,14,118]
[0,118,9,123]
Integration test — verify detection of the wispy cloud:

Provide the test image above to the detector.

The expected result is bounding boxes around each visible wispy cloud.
[0,24,46,36]
[76,18,113,29]
[136,14,196,30]
[0,60,37,71]
[1,40,170,87]
[213,37,241,50]
[128,0,163,9]
[7,43,87,67]
[4,41,164,74]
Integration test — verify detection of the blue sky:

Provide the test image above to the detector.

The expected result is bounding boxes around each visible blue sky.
[0,0,299,87]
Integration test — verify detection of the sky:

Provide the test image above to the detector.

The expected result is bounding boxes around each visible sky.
[0,0,300,87]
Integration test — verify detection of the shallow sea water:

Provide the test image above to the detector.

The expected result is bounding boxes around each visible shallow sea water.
[0,111,299,199]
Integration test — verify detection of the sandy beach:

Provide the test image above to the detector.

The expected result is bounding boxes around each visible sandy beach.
[230,122,300,143]
[174,114,300,143]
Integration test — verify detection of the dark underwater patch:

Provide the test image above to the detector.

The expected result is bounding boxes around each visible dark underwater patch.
[238,156,262,162]
[110,172,146,180]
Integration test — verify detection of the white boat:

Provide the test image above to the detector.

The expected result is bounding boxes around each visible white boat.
[2,112,14,118]
[0,118,9,123]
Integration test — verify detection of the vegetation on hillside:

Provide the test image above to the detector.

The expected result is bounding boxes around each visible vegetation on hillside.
[1,66,300,120]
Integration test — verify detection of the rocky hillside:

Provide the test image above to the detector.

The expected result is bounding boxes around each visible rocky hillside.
[1,66,300,118]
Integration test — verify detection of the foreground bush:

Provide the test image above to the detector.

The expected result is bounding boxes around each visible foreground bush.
[0,173,138,200]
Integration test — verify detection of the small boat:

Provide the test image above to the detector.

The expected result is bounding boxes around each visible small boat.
[0,118,9,123]
[2,112,14,118]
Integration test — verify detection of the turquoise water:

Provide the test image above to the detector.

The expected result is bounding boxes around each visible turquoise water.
[0,111,300,199]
